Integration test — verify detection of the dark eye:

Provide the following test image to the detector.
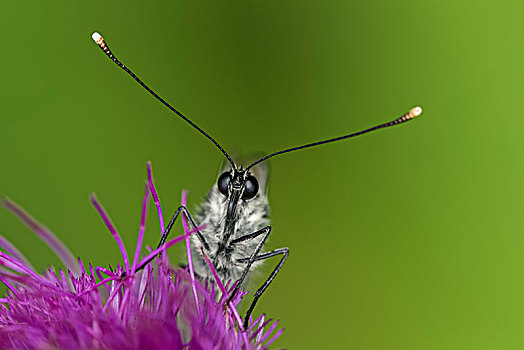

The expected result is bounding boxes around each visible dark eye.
[242,176,259,200]
[217,172,231,196]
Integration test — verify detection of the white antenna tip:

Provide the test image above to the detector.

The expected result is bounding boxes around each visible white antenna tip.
[91,32,103,44]
[409,106,423,118]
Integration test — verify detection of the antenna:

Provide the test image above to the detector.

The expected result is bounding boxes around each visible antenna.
[246,106,423,171]
[91,32,236,170]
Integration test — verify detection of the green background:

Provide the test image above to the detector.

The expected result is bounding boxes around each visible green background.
[1,1,523,349]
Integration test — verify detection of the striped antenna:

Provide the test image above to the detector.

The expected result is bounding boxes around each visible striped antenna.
[92,32,422,173]
[246,107,423,171]
[91,32,236,170]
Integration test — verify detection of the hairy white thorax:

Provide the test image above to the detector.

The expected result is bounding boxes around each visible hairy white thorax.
[192,163,270,283]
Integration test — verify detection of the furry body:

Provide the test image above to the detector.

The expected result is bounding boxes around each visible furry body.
[192,165,270,283]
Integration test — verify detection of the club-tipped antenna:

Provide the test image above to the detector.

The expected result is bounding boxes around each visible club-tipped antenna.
[91,32,236,170]
[246,106,422,171]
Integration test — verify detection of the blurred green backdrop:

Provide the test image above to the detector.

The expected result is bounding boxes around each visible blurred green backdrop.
[1,1,523,349]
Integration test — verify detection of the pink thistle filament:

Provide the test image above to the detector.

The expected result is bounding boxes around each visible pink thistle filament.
[0,163,283,349]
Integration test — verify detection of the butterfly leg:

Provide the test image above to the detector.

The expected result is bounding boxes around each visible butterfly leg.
[135,205,208,271]
[227,226,272,301]
[158,206,208,249]
[237,248,289,329]
[227,226,289,328]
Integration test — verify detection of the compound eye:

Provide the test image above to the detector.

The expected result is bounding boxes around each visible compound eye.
[217,172,231,196]
[242,175,259,200]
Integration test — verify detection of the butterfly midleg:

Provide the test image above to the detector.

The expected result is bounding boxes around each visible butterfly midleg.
[227,226,290,328]
[238,247,289,328]
[227,226,272,302]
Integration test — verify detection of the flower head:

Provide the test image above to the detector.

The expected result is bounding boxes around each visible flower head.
[0,163,283,349]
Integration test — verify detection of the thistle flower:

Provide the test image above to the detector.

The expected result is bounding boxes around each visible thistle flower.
[0,163,283,349]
